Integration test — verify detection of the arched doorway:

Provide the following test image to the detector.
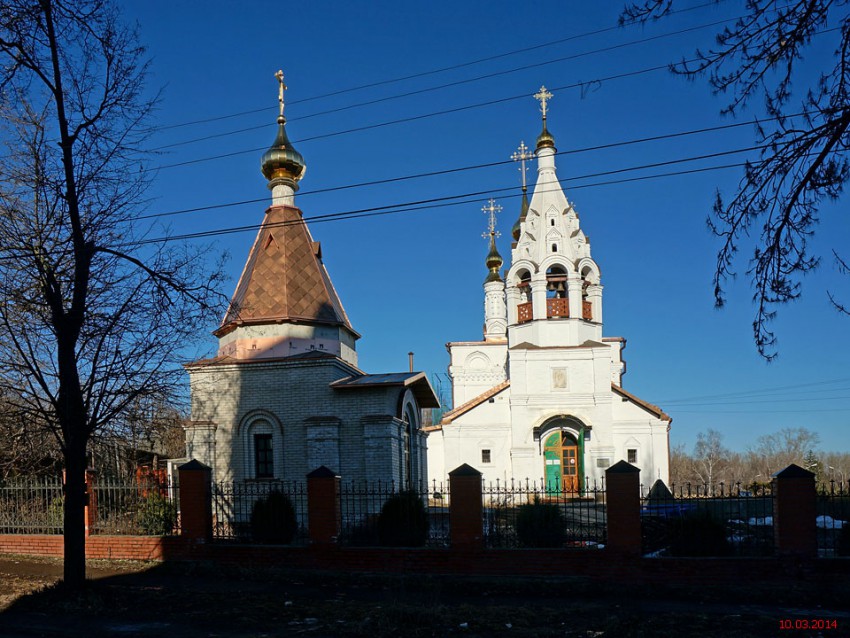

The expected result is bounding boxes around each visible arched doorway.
[543,430,581,493]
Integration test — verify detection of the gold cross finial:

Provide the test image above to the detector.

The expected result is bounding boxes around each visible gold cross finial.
[482,199,502,239]
[511,141,533,190]
[534,85,553,119]
[275,69,287,118]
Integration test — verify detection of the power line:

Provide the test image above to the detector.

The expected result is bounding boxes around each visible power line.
[151,13,741,152]
[136,154,755,246]
[151,0,726,134]
[148,61,673,171]
[139,113,796,222]
[658,376,850,404]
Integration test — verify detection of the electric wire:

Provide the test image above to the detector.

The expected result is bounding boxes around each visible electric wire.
[151,0,727,133]
[138,112,805,222]
[134,155,755,246]
[151,14,740,152]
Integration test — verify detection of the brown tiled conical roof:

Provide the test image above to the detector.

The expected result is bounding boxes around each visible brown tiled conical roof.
[216,205,355,336]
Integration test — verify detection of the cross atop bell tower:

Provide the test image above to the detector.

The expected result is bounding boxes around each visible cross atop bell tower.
[534,85,553,119]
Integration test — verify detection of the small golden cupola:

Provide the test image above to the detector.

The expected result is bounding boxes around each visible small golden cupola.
[262,70,306,204]
[482,198,503,283]
[534,85,556,151]
[510,141,533,243]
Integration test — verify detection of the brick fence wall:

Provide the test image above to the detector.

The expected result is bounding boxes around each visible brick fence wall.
[0,460,839,587]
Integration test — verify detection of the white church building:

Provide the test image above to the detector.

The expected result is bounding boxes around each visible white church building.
[426,87,671,489]
[184,72,438,488]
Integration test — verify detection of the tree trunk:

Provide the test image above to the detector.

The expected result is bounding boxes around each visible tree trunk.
[62,439,87,589]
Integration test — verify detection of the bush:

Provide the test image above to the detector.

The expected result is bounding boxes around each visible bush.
[667,510,732,557]
[137,492,177,535]
[515,497,565,548]
[377,490,429,547]
[48,495,64,530]
[251,491,297,544]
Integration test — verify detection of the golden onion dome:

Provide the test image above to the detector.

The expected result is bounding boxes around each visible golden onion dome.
[485,236,503,283]
[261,115,306,182]
[536,121,556,151]
[511,189,529,241]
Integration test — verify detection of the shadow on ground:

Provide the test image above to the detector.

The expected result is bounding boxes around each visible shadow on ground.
[2,557,850,637]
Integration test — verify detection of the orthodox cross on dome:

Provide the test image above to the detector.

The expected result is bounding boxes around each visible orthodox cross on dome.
[482,198,502,239]
[275,69,287,118]
[534,85,553,120]
[511,141,533,190]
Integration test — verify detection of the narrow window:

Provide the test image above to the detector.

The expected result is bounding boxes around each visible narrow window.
[481,449,491,464]
[550,218,555,226]
[551,243,557,253]
[627,448,637,464]
[254,434,274,478]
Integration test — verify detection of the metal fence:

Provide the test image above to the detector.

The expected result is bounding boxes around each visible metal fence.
[211,480,308,545]
[92,477,180,536]
[817,480,849,557]
[482,478,606,549]
[338,480,449,547]
[0,477,64,534]
[641,481,774,557]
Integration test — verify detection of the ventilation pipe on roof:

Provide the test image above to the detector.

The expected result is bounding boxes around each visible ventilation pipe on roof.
[408,352,414,373]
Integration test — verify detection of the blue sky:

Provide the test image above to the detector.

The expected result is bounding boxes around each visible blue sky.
[127,1,849,454]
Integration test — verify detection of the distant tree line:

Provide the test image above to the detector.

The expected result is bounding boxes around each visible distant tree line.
[670,427,849,489]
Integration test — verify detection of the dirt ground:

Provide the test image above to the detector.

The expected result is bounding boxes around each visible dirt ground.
[1,554,849,637]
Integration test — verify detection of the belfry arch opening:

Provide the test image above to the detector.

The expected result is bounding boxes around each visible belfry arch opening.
[516,269,532,323]
[545,265,568,318]
[580,265,596,321]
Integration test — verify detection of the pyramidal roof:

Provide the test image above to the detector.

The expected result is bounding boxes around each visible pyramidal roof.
[215,205,356,337]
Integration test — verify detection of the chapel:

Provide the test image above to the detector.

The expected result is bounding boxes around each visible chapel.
[184,72,438,487]
[426,87,671,488]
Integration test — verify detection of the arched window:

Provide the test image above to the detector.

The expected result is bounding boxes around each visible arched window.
[240,411,283,481]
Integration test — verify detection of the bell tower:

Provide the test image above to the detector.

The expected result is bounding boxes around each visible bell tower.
[506,87,603,348]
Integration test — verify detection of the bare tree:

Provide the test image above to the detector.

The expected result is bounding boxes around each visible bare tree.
[622,1,850,359]
[0,0,224,589]
[692,428,730,490]
[748,426,821,477]
[0,393,61,479]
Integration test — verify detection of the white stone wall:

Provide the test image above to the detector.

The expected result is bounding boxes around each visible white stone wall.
[447,342,508,406]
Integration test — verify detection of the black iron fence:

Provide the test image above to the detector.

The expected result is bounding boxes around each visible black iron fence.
[91,477,179,536]
[0,476,180,536]
[482,478,606,549]
[817,480,849,557]
[641,481,774,557]
[211,480,308,545]
[0,477,64,534]
[338,480,449,547]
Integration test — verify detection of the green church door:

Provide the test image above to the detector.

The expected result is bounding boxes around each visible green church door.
[543,431,580,493]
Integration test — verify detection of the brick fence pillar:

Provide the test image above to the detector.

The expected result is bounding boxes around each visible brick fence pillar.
[605,460,642,556]
[178,460,212,542]
[449,464,483,549]
[773,464,816,557]
[84,470,97,537]
[307,466,341,545]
